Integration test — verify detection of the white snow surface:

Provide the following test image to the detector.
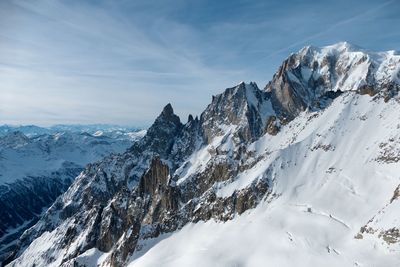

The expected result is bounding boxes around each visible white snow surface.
[0,129,143,185]
[126,93,400,267]
[288,42,400,94]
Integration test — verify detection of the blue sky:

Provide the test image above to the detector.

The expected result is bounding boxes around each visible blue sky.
[0,0,399,126]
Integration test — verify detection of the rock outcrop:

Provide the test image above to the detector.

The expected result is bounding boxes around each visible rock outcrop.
[265,42,400,120]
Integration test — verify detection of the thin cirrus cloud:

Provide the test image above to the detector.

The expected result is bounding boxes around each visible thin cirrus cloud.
[0,0,399,126]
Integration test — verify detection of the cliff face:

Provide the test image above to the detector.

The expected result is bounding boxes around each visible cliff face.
[265,42,400,120]
[5,43,400,267]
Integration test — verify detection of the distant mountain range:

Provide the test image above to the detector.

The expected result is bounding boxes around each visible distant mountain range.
[0,126,145,264]
[0,124,144,138]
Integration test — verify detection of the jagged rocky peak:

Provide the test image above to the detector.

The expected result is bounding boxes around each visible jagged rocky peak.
[160,103,179,122]
[187,114,194,123]
[152,103,181,127]
[139,103,182,157]
[201,81,276,143]
[265,42,400,120]
[0,131,30,148]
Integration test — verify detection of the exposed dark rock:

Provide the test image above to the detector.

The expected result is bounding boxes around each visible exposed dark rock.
[265,116,280,136]
[359,85,376,96]
[264,44,400,121]
[379,228,400,244]
[200,82,271,144]
[139,103,183,158]
[390,185,400,203]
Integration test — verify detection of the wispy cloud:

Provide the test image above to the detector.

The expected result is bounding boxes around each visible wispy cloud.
[262,0,397,60]
[0,0,399,126]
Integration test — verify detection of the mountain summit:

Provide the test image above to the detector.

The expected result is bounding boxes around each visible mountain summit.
[5,43,400,267]
[265,42,400,120]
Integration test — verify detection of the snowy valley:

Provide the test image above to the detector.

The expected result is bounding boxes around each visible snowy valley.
[0,126,145,264]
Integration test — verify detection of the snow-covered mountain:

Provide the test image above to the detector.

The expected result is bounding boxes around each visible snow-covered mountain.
[0,125,143,139]
[0,128,145,263]
[266,41,400,119]
[4,42,400,267]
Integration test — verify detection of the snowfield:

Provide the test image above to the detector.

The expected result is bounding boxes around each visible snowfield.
[126,93,400,267]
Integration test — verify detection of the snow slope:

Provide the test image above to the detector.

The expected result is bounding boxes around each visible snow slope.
[127,93,400,267]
